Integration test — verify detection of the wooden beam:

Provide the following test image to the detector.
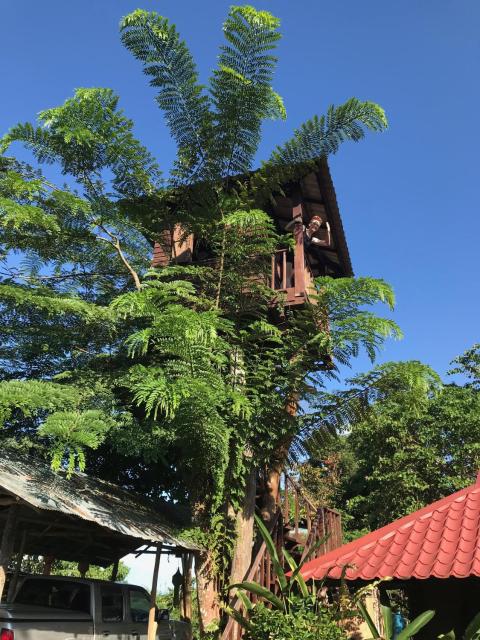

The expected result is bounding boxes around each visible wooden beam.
[292,203,305,297]
[147,544,162,640]
[0,504,19,602]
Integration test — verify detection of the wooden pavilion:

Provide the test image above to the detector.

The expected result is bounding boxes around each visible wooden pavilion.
[298,475,480,639]
[0,449,198,635]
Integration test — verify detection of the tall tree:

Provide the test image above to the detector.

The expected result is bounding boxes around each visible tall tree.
[300,352,480,535]
[0,5,397,630]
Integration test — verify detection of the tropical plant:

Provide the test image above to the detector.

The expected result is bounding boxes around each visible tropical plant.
[438,611,480,640]
[227,515,347,640]
[357,600,435,640]
[228,515,435,640]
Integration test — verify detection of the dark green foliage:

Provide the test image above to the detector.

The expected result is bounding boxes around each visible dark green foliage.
[17,556,130,582]
[449,343,480,388]
[301,351,480,534]
[3,88,161,198]
[120,11,210,181]
[268,99,387,167]
[244,601,346,640]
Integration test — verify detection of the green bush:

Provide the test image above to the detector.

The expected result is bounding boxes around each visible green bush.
[244,598,346,640]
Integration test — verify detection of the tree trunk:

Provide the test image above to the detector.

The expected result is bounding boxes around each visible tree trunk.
[259,393,299,522]
[259,464,283,523]
[229,465,257,584]
[195,552,220,635]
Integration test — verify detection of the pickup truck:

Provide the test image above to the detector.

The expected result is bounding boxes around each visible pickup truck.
[0,574,192,640]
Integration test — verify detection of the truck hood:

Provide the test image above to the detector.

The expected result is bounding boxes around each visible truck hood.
[0,603,91,621]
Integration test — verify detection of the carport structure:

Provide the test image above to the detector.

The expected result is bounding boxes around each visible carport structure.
[0,450,198,637]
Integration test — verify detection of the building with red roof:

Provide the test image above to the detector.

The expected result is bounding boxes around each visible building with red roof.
[299,475,480,639]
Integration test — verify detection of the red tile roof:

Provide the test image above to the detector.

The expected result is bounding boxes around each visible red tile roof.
[300,476,480,581]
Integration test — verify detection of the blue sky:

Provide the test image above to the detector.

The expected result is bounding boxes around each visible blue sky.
[1,0,479,588]
[2,0,479,380]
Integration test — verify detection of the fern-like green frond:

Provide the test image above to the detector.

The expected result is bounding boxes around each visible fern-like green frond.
[3,88,161,197]
[120,10,210,179]
[268,98,387,166]
[211,5,282,176]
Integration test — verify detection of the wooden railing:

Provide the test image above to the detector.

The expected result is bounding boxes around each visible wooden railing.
[221,510,283,640]
[280,473,342,560]
[221,474,342,640]
[270,250,315,306]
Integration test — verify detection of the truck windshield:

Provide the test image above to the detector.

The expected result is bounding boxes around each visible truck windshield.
[15,579,91,614]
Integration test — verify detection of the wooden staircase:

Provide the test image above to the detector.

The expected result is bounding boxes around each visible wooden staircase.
[221,472,342,640]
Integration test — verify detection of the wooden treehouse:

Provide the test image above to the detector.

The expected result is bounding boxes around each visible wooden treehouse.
[150,160,351,638]
[151,159,353,307]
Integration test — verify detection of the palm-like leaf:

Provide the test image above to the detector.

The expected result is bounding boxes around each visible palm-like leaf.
[211,6,283,177]
[120,10,211,179]
[269,98,387,167]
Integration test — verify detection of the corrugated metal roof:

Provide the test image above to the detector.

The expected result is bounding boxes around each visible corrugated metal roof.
[300,477,480,581]
[0,450,198,552]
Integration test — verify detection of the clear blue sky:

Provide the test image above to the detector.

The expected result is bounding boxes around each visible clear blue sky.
[1,0,479,381]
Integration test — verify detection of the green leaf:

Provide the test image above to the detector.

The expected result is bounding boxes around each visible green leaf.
[396,610,435,640]
[357,599,381,639]
[228,582,284,610]
[236,590,253,612]
[224,606,253,631]
[268,98,388,167]
[464,611,480,640]
[381,605,393,640]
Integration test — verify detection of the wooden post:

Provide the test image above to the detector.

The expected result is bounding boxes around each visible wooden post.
[7,530,26,603]
[110,560,119,582]
[43,555,55,575]
[147,544,162,640]
[0,504,18,602]
[292,203,305,297]
[78,561,89,578]
[181,553,193,622]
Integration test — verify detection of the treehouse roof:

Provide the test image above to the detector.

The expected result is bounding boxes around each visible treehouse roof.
[299,475,480,582]
[0,449,198,566]
[151,158,353,278]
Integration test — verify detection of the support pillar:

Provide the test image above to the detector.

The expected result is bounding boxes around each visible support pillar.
[181,553,193,622]
[43,556,55,575]
[147,544,162,640]
[7,530,26,603]
[0,504,18,602]
[78,561,89,579]
[110,560,119,582]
